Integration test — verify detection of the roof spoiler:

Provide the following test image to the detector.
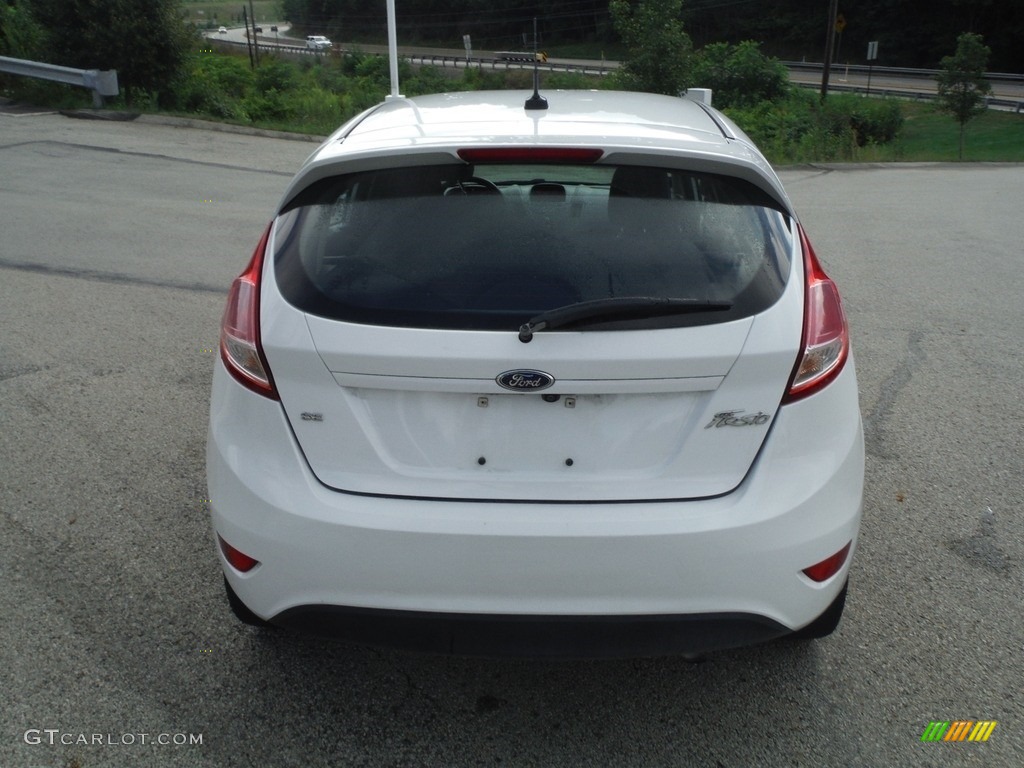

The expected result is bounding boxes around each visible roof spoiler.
[682,88,713,107]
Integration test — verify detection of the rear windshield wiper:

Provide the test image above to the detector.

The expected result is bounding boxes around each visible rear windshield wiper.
[518,296,732,342]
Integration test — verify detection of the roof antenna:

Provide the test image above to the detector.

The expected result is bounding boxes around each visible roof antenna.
[524,17,547,111]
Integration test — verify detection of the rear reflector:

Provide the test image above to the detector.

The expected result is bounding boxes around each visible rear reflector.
[218,535,260,573]
[802,542,851,582]
[457,147,604,164]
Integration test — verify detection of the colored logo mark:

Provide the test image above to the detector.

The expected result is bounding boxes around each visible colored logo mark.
[921,721,997,742]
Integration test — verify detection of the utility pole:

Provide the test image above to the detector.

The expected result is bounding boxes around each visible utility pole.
[242,6,254,69]
[820,0,839,100]
[249,0,260,66]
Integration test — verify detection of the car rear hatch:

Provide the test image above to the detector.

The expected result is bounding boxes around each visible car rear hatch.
[264,159,802,502]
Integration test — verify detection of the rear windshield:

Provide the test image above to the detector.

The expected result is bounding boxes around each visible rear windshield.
[273,163,793,331]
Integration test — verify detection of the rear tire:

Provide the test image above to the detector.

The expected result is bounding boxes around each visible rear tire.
[224,576,272,628]
[790,580,848,640]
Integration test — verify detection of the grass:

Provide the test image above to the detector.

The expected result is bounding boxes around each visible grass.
[857,99,1024,162]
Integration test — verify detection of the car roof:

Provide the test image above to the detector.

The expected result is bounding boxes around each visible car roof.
[281,90,792,213]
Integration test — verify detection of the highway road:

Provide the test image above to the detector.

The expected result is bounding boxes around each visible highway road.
[1,108,1022,767]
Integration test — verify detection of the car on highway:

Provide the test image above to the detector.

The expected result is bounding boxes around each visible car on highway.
[207,88,864,657]
[305,35,332,51]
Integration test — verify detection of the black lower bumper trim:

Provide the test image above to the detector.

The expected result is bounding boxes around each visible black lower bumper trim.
[270,605,790,658]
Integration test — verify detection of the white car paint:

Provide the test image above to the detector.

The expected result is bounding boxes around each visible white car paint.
[305,35,332,50]
[207,89,863,657]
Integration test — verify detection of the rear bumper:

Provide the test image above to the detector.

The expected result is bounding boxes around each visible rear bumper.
[272,604,790,658]
[207,358,864,655]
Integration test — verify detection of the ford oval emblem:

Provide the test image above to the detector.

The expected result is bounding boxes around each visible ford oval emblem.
[496,369,555,392]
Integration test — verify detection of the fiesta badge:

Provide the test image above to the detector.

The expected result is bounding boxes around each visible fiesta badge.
[496,369,555,392]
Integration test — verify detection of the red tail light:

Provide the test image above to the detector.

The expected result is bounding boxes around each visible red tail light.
[784,225,850,402]
[220,223,278,400]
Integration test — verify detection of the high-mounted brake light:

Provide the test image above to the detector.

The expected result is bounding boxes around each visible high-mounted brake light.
[220,223,278,400]
[457,147,604,164]
[784,225,850,402]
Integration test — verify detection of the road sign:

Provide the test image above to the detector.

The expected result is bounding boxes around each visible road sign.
[835,14,847,33]
[866,41,878,96]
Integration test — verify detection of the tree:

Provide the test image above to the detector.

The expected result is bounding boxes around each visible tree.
[30,0,196,105]
[609,0,692,95]
[936,32,992,160]
[689,41,789,109]
[0,0,46,60]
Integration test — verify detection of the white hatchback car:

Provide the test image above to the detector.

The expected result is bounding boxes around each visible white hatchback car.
[208,89,864,657]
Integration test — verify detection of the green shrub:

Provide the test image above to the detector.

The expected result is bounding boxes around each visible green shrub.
[725,90,902,164]
[194,54,252,99]
[405,66,451,95]
[171,51,252,118]
[287,87,347,134]
[353,53,408,88]
[690,41,789,109]
[459,67,515,91]
[241,89,293,123]
[544,71,594,90]
[255,59,299,94]
[826,94,904,146]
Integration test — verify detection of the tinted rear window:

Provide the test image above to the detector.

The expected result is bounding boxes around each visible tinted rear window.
[273,163,792,331]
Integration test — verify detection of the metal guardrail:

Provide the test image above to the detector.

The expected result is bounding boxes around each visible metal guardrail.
[785,60,1024,111]
[410,52,612,76]
[0,55,118,107]
[790,79,1024,113]
[781,60,1024,86]
[209,38,613,74]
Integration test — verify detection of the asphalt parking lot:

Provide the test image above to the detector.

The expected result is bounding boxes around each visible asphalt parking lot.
[1,108,1022,767]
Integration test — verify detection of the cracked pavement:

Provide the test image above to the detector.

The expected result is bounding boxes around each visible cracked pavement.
[2,112,1022,767]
